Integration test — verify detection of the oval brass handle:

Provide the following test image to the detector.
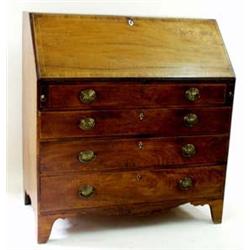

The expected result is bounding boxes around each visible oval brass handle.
[184,113,199,127]
[79,117,95,130]
[182,144,196,157]
[185,88,200,102]
[78,150,96,163]
[79,185,95,198]
[80,89,96,104]
[178,177,193,191]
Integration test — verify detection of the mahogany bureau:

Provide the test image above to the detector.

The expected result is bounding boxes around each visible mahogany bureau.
[22,13,235,243]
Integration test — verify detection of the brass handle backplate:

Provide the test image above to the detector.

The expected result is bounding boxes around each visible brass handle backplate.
[79,185,95,198]
[178,177,193,191]
[79,117,95,130]
[185,88,200,102]
[182,144,196,157]
[184,113,199,127]
[78,150,96,163]
[80,89,96,104]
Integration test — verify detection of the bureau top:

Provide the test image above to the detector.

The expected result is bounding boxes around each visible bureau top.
[29,13,234,79]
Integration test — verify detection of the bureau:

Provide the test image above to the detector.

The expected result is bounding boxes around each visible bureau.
[22,13,235,243]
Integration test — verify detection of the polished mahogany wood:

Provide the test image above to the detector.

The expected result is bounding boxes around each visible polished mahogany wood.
[37,215,58,244]
[40,135,229,173]
[37,198,223,242]
[40,107,231,139]
[23,13,235,243]
[40,165,225,212]
[41,83,227,110]
[31,14,234,78]
[209,199,224,223]
[22,13,38,211]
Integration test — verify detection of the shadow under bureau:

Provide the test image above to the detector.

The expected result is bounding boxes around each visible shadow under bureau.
[22,13,235,243]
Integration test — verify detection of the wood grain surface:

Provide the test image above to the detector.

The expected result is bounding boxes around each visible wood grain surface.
[37,197,224,242]
[31,13,234,79]
[40,135,229,173]
[22,12,38,211]
[40,107,232,139]
[40,165,225,212]
[41,83,228,110]
[22,12,235,243]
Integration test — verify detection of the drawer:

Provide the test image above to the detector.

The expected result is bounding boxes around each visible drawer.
[40,135,229,173]
[40,165,225,212]
[40,107,231,139]
[40,83,227,110]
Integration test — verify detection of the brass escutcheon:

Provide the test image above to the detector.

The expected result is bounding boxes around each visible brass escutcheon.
[40,94,46,102]
[139,112,144,121]
[136,174,142,181]
[138,141,144,150]
[128,17,134,26]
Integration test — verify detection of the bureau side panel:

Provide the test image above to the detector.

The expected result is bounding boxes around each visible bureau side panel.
[22,12,38,211]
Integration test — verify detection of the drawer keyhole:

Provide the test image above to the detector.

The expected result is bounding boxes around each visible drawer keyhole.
[139,112,144,121]
[138,141,144,150]
[137,174,142,181]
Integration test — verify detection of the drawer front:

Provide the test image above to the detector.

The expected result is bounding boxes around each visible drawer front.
[40,107,231,139]
[40,135,229,173]
[40,166,225,212]
[41,83,227,110]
